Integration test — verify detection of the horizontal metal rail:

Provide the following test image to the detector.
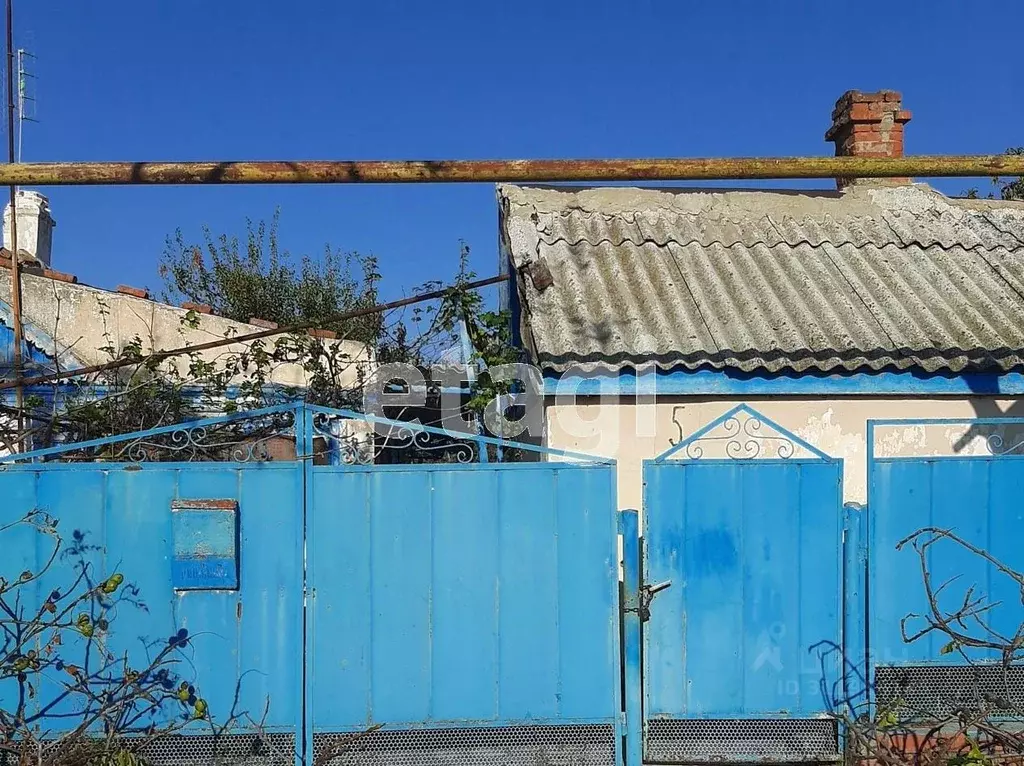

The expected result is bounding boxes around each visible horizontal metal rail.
[0,155,1021,185]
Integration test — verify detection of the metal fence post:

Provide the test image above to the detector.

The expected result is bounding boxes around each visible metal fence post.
[619,509,642,766]
[842,501,868,741]
[297,402,313,766]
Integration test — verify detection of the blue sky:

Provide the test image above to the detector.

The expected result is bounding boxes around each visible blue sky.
[13,0,1024,304]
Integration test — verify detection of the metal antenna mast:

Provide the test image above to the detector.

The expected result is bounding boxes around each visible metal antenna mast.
[15,47,36,162]
[5,0,23,442]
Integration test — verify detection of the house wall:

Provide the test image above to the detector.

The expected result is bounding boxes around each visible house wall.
[544,395,1023,510]
[0,269,374,389]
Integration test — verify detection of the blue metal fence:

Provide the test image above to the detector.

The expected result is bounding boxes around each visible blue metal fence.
[8,402,1024,765]
[867,418,1024,670]
[859,416,1024,742]
[0,462,305,736]
[644,459,843,719]
[0,403,622,765]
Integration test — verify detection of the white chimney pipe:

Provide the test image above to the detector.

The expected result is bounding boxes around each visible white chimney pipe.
[3,190,55,266]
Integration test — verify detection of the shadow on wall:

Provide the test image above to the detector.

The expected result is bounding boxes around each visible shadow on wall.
[953,377,1024,454]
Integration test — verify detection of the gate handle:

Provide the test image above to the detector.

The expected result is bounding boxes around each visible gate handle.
[638,580,672,621]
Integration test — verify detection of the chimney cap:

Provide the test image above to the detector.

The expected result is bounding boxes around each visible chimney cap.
[825,89,911,142]
[826,89,912,188]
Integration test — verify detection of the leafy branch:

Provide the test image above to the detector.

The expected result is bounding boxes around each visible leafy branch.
[0,511,244,766]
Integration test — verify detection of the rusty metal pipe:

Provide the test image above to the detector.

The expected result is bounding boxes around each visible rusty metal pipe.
[0,155,1020,185]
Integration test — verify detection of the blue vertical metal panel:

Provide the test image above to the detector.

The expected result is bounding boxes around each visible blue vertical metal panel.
[0,471,42,721]
[869,457,1024,667]
[497,469,560,719]
[643,459,843,718]
[430,470,499,718]
[33,468,106,723]
[0,464,304,736]
[842,503,868,710]
[175,468,245,719]
[555,466,619,719]
[619,510,643,766]
[307,462,620,733]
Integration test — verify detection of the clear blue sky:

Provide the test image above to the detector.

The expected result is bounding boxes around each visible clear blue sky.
[14,0,1024,303]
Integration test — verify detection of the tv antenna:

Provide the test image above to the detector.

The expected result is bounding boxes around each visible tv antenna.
[15,47,35,161]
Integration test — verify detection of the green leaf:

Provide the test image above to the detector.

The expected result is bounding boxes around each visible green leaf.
[876,709,898,730]
[940,640,958,655]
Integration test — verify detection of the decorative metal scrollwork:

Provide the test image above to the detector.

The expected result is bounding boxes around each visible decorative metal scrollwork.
[985,432,1024,456]
[311,412,478,465]
[670,407,795,460]
[51,410,295,463]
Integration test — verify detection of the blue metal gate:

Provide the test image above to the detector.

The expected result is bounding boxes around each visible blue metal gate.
[640,405,843,763]
[0,406,306,764]
[0,403,622,766]
[304,406,622,764]
[866,417,1024,722]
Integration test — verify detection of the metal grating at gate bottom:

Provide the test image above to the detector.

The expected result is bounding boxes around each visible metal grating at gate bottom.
[875,664,1024,719]
[21,733,295,766]
[645,718,839,763]
[312,723,616,766]
[138,732,295,766]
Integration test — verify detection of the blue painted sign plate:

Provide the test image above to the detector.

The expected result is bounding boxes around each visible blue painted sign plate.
[171,499,239,590]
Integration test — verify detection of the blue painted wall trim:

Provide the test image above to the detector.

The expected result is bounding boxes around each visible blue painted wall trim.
[544,368,1024,397]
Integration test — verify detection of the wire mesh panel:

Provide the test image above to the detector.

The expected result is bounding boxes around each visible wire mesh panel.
[138,733,297,766]
[875,665,1024,719]
[644,719,839,763]
[26,733,296,766]
[312,724,616,766]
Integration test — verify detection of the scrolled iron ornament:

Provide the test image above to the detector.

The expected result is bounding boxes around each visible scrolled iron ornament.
[741,415,795,459]
[985,432,1024,457]
[683,415,741,460]
[53,410,295,463]
[313,411,478,464]
[673,410,795,461]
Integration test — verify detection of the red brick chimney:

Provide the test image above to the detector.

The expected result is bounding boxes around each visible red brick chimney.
[825,89,912,188]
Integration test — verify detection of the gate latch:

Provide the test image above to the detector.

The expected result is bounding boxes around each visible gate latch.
[635,580,672,622]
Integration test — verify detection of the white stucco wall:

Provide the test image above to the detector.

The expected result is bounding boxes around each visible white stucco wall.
[0,269,374,389]
[545,396,1024,511]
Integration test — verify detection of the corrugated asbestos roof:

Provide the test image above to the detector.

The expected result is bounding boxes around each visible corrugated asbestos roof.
[498,183,1024,375]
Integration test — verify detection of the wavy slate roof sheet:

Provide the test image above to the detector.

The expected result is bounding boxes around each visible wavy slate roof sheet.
[498,184,1024,375]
